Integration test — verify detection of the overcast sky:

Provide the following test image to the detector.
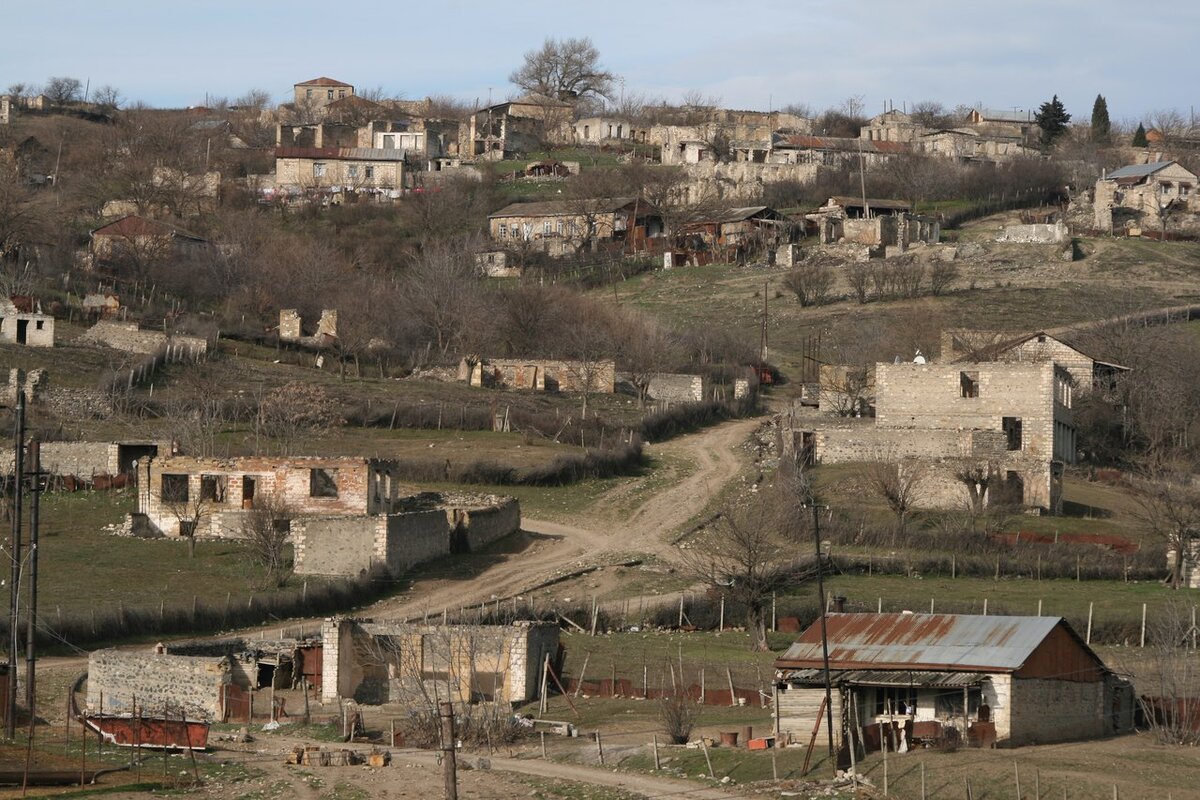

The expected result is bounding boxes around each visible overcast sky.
[4,0,1197,124]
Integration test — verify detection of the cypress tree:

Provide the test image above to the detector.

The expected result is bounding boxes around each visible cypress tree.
[1090,94,1111,143]
[1035,95,1071,146]
[1132,123,1149,147]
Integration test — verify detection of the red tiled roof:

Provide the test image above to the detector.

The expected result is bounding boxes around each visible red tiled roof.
[296,77,352,87]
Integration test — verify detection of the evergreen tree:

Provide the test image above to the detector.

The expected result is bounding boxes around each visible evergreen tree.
[1133,123,1149,147]
[1090,94,1111,143]
[1034,94,1071,146]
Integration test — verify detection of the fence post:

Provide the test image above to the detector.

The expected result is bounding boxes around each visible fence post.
[1087,602,1094,645]
[652,734,660,770]
[1141,604,1147,647]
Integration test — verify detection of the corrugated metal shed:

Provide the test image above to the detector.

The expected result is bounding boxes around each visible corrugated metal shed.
[781,668,988,687]
[774,613,1064,673]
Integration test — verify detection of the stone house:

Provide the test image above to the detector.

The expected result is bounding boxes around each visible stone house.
[89,215,209,268]
[0,295,54,346]
[572,117,648,145]
[293,77,354,112]
[860,110,926,143]
[1094,161,1199,234]
[804,197,940,250]
[461,356,616,395]
[774,612,1133,750]
[769,135,908,168]
[917,129,1035,163]
[940,330,1129,393]
[273,146,405,194]
[0,95,11,125]
[367,118,463,170]
[679,206,792,250]
[802,359,1076,513]
[468,94,573,159]
[88,649,233,722]
[134,455,408,539]
[487,197,663,256]
[963,108,1036,140]
[321,618,560,706]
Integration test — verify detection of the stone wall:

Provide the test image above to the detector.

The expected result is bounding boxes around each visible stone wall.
[456,497,521,552]
[0,313,54,346]
[43,388,114,419]
[997,221,1068,243]
[78,320,207,357]
[468,357,616,394]
[1009,677,1105,746]
[678,161,819,204]
[87,649,231,721]
[321,618,558,706]
[646,373,705,403]
[293,516,382,578]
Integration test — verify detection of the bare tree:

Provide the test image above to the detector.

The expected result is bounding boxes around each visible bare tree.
[510,36,615,101]
[1132,461,1200,589]
[43,76,82,107]
[857,458,926,542]
[400,238,480,357]
[682,465,815,651]
[255,381,341,455]
[241,492,294,588]
[1138,600,1200,744]
[783,262,835,307]
[92,85,122,111]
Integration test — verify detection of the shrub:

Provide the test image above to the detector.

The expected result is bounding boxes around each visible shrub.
[660,692,699,744]
[928,260,960,296]
[783,263,835,307]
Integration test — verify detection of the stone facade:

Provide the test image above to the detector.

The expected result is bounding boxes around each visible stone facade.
[646,373,706,403]
[939,329,1125,392]
[463,356,616,395]
[321,618,559,706]
[802,360,1075,513]
[78,320,207,357]
[997,221,1069,244]
[135,455,408,538]
[1094,161,1199,234]
[292,494,520,578]
[274,147,404,192]
[278,308,337,345]
[487,198,663,255]
[293,77,354,111]
[0,439,167,478]
[87,649,232,721]
[0,311,53,346]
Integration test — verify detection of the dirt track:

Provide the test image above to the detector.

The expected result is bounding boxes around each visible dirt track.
[369,416,761,622]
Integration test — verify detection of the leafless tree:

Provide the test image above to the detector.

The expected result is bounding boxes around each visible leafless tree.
[255,381,341,455]
[954,461,998,515]
[91,85,122,111]
[44,76,82,107]
[660,691,699,744]
[1132,460,1200,589]
[681,462,815,651]
[783,262,835,307]
[617,310,678,408]
[561,301,616,420]
[510,36,615,101]
[400,238,480,357]
[857,457,926,542]
[1138,600,1200,744]
[5,83,29,102]
[240,492,294,588]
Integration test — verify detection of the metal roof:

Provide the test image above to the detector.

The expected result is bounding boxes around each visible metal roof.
[1104,162,1176,180]
[775,613,1063,673]
[296,77,352,87]
[489,197,647,219]
[781,668,989,688]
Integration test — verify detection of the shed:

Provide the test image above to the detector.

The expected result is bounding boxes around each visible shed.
[774,613,1133,750]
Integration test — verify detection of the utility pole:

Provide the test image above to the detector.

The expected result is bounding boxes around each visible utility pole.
[439,701,458,800]
[812,504,835,764]
[6,393,24,739]
[760,280,769,363]
[25,438,41,712]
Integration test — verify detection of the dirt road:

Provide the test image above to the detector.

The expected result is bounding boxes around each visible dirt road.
[371,416,761,621]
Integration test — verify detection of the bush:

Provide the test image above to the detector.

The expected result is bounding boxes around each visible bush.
[660,692,699,744]
[928,260,960,296]
[783,263,835,307]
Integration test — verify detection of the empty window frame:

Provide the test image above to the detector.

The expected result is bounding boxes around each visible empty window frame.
[309,468,339,498]
[200,474,227,503]
[162,474,189,503]
[313,162,326,178]
[347,164,359,178]
[960,371,980,398]
[1002,417,1022,451]
[364,165,374,179]
[874,686,918,716]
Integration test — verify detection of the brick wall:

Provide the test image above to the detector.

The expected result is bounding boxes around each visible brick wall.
[87,649,231,721]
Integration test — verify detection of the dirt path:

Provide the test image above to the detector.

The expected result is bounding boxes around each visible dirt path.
[370,417,761,621]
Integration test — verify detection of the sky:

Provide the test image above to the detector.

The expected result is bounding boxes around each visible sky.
[4,0,1198,124]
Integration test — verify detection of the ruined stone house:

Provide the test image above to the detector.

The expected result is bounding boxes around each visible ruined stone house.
[468,94,573,159]
[88,649,233,721]
[775,612,1133,750]
[804,196,940,251]
[293,77,354,112]
[78,320,208,358]
[0,295,53,346]
[487,198,663,256]
[321,618,559,706]
[1094,161,1199,234]
[88,215,209,268]
[798,359,1076,513]
[939,330,1129,393]
[572,117,648,145]
[279,308,338,346]
[460,356,616,395]
[675,206,794,261]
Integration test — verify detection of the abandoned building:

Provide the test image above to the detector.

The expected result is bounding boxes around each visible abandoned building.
[939,330,1129,392]
[487,198,663,256]
[88,215,209,268]
[571,117,648,145]
[321,618,560,706]
[1094,161,1199,235]
[78,320,208,358]
[803,197,940,251]
[293,77,354,112]
[0,438,167,480]
[279,308,338,346]
[468,94,573,159]
[82,292,121,320]
[292,492,520,578]
[774,612,1133,749]
[797,358,1076,513]
[0,295,54,346]
[460,356,616,395]
[134,455,410,539]
[671,206,795,264]
[274,145,405,195]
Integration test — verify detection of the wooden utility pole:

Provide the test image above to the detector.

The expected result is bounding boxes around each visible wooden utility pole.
[439,701,458,800]
[6,393,24,739]
[812,504,835,762]
[25,439,41,712]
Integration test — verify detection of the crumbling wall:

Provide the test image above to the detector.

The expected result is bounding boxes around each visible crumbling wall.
[467,357,615,394]
[78,320,207,357]
[279,309,301,340]
[87,649,231,721]
[293,516,383,577]
[455,496,520,552]
[646,373,705,403]
[997,221,1068,244]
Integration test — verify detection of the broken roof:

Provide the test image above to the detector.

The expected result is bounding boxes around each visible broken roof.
[969,109,1033,124]
[775,612,1084,673]
[826,196,912,211]
[489,197,652,219]
[275,146,405,162]
[687,206,786,224]
[90,215,207,242]
[953,330,1130,372]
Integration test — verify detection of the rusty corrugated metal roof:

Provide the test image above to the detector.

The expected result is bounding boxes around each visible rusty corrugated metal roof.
[774,613,1062,673]
[781,668,988,687]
